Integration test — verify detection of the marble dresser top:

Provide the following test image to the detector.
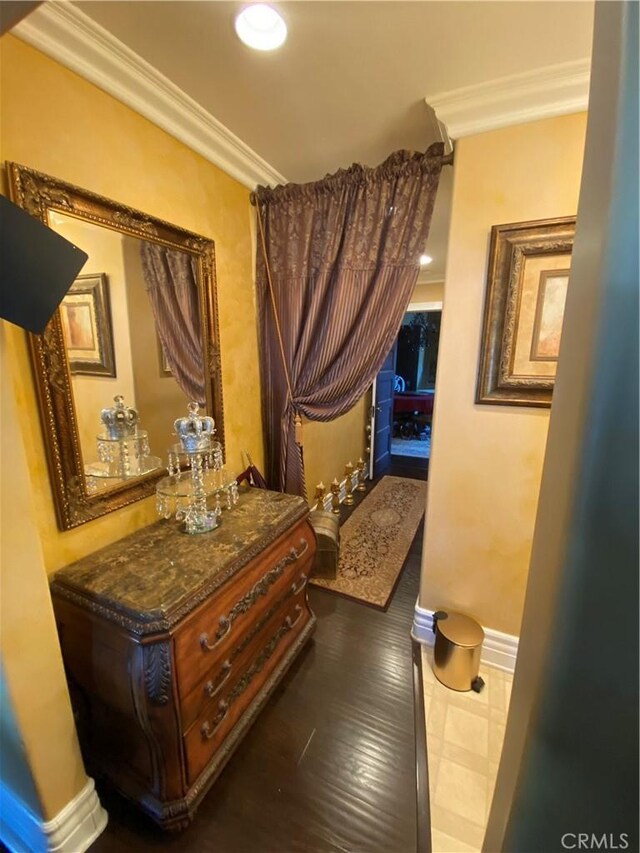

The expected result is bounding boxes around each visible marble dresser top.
[51,488,308,635]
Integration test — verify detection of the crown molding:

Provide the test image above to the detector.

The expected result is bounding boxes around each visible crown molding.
[426,58,591,139]
[13,3,286,190]
[408,301,443,312]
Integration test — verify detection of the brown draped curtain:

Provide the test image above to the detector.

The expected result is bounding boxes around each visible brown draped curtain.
[140,241,206,405]
[255,143,446,497]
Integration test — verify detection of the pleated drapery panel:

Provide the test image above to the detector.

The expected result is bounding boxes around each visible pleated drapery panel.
[256,144,446,497]
[140,241,206,406]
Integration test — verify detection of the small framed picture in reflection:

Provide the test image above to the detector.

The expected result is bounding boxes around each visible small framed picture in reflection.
[60,273,116,377]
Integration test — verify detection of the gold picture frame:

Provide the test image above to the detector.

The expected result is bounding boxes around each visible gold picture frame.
[476,217,575,408]
[7,162,224,531]
[61,273,116,377]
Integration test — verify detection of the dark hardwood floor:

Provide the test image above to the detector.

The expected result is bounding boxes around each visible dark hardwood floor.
[92,456,427,853]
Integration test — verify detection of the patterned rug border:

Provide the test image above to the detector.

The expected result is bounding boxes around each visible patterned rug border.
[310,475,427,611]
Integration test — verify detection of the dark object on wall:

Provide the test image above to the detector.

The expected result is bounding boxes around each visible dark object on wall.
[0,194,88,334]
[476,216,576,408]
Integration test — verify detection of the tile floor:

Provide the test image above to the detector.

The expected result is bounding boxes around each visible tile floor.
[421,646,513,853]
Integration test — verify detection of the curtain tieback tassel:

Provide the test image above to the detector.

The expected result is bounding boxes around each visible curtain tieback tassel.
[294,413,304,447]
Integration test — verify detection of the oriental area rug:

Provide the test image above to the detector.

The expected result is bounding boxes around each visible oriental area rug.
[310,475,427,609]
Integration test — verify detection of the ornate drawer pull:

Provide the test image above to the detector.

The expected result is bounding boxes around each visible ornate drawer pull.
[204,660,232,699]
[290,538,309,560]
[201,700,229,740]
[198,538,310,654]
[200,603,306,742]
[200,617,231,652]
[286,605,303,630]
[291,574,308,596]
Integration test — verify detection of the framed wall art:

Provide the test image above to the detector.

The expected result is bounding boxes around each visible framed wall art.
[476,217,575,408]
[60,273,116,377]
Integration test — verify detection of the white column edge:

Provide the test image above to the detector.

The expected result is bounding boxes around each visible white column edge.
[0,781,46,853]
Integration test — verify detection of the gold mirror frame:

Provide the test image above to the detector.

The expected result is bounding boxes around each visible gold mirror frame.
[7,162,225,530]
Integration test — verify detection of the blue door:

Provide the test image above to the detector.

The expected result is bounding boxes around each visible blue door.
[372,343,397,479]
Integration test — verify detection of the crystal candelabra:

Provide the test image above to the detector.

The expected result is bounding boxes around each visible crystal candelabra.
[85,395,162,493]
[155,402,238,535]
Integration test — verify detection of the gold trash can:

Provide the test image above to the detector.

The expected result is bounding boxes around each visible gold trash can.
[432,610,484,692]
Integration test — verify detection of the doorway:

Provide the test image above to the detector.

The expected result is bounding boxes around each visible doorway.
[391,309,441,460]
[370,306,442,478]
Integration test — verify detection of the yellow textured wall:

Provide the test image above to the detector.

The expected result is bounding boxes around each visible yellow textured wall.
[410,280,444,306]
[0,35,263,573]
[1,329,88,820]
[420,113,587,636]
[303,394,370,504]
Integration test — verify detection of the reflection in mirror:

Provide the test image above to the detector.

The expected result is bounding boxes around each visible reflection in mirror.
[7,160,224,530]
[49,211,195,493]
[87,394,162,492]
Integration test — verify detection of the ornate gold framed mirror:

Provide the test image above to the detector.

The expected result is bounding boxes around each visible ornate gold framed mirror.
[7,162,224,531]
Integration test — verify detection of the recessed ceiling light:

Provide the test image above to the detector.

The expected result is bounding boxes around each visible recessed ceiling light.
[235,4,287,51]
[420,254,433,266]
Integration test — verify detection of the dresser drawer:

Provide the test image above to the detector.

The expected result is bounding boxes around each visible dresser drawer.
[174,519,315,699]
[183,592,310,786]
[50,487,317,831]
[179,563,309,732]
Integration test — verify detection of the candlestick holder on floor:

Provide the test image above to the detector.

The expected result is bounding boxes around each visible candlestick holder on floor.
[344,462,355,506]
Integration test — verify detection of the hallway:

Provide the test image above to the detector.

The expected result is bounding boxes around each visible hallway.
[93,459,427,852]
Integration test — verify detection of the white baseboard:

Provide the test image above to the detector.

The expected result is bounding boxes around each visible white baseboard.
[1,777,108,853]
[321,471,365,512]
[411,602,435,646]
[44,778,107,853]
[412,602,519,674]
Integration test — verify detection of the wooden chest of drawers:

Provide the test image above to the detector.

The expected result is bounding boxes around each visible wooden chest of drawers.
[50,488,316,830]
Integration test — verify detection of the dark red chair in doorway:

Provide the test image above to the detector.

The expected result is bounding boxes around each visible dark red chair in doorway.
[393,391,435,439]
